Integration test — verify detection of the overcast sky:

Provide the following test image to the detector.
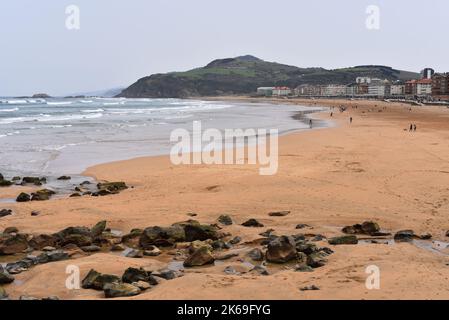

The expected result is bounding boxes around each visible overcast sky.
[1,0,448,96]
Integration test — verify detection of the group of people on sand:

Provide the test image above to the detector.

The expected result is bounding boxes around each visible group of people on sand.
[409,123,417,132]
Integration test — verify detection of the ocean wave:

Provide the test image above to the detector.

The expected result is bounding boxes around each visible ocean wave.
[0,107,19,112]
[0,134,6,138]
[46,101,73,106]
[0,113,103,124]
[1,99,28,105]
[82,108,104,113]
[80,100,93,103]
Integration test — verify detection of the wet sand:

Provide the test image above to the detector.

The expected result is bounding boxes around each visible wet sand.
[1,98,449,300]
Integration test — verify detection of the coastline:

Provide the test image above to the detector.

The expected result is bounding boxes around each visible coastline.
[1,97,449,299]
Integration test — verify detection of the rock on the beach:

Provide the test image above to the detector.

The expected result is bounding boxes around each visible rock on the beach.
[0,234,29,255]
[104,282,141,298]
[97,181,128,193]
[29,234,57,250]
[16,192,31,202]
[247,248,264,261]
[31,189,56,201]
[0,179,12,187]
[0,270,14,284]
[342,221,380,235]
[3,227,18,234]
[124,248,143,258]
[122,267,158,285]
[91,220,107,237]
[0,209,13,218]
[139,225,186,248]
[328,235,358,245]
[60,234,93,247]
[300,285,320,291]
[218,215,233,226]
[394,230,415,242]
[57,176,71,180]
[241,219,264,228]
[0,286,8,299]
[306,252,328,268]
[184,246,215,267]
[268,211,290,217]
[143,245,161,257]
[81,269,121,290]
[22,177,46,186]
[266,235,297,263]
[183,223,219,242]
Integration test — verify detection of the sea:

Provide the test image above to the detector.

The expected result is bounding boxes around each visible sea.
[0,97,328,179]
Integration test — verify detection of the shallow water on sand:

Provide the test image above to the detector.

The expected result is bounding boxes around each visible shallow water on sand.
[0,98,328,178]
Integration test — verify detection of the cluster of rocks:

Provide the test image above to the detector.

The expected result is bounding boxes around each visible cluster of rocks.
[81,266,183,298]
[14,180,128,202]
[340,221,433,244]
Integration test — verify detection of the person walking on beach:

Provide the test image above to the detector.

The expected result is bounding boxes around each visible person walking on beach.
[309,119,313,129]
[409,124,413,132]
[414,124,417,132]
[330,112,333,117]
[350,117,353,124]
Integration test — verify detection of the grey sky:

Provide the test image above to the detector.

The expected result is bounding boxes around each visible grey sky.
[1,0,448,96]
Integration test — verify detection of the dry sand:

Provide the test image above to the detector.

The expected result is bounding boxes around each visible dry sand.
[1,98,449,300]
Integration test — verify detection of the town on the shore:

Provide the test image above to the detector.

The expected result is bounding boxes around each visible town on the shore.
[257,68,449,104]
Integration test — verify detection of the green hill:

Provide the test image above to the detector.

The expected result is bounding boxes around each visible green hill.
[118,55,419,98]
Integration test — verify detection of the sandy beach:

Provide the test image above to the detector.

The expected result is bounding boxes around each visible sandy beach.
[1,98,449,300]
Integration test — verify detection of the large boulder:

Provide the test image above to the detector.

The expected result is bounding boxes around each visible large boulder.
[16,193,31,202]
[139,225,185,248]
[104,283,141,298]
[266,236,297,263]
[184,246,215,267]
[183,223,219,242]
[394,230,415,242]
[122,267,158,285]
[0,234,28,255]
[81,269,121,290]
[31,189,56,201]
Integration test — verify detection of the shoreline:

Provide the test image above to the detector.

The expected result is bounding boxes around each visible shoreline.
[1,97,449,299]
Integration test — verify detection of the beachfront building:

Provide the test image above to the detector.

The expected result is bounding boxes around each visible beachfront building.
[367,79,390,97]
[295,84,321,96]
[416,79,432,96]
[390,83,405,96]
[257,87,274,96]
[431,73,449,100]
[406,79,433,96]
[345,83,358,96]
[321,85,346,97]
[272,86,292,96]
